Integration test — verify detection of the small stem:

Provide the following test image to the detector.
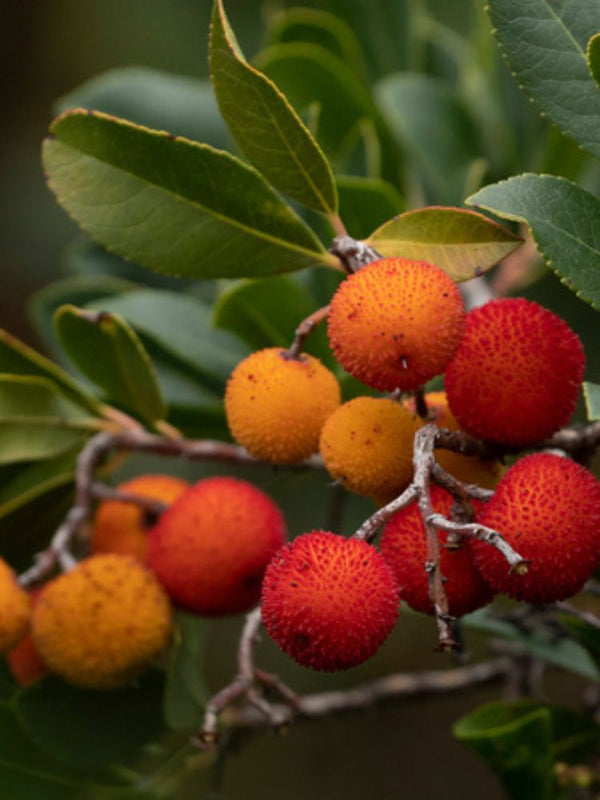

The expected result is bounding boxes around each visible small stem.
[555,601,600,632]
[286,305,330,359]
[354,484,419,543]
[327,213,348,238]
[89,483,169,516]
[329,236,382,273]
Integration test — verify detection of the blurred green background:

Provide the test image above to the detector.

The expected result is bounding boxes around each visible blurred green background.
[2,2,599,798]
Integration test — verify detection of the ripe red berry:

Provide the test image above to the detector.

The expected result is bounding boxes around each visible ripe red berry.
[444,298,585,446]
[472,453,600,604]
[147,477,286,615]
[261,531,399,671]
[380,486,494,617]
[327,257,465,392]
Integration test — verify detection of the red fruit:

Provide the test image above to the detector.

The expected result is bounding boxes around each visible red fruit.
[261,531,399,671]
[147,477,286,615]
[445,298,585,446]
[380,486,494,617]
[472,453,600,604]
[327,257,465,392]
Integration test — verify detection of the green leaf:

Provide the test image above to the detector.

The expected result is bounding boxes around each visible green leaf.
[29,274,135,364]
[55,67,230,149]
[83,290,248,393]
[467,174,600,310]
[164,613,209,730]
[465,608,600,681]
[266,7,368,80]
[486,0,600,159]
[43,110,334,281]
[254,43,402,185]
[15,671,166,770]
[375,73,484,205]
[455,700,553,800]
[0,328,101,415]
[0,375,93,464]
[367,207,522,282]
[0,705,89,800]
[588,33,600,89]
[210,0,337,214]
[583,382,600,421]
[336,176,403,240]
[559,615,600,669]
[54,305,165,424]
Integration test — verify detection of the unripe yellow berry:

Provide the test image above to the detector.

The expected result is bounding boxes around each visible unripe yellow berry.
[0,558,31,654]
[405,392,504,490]
[32,555,172,689]
[225,347,341,464]
[319,396,422,501]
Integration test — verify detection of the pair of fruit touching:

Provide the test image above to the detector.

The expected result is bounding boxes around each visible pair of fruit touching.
[3,475,287,689]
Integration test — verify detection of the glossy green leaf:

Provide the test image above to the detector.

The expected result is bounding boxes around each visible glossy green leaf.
[486,0,600,159]
[84,290,248,393]
[266,7,368,80]
[588,33,600,89]
[29,274,135,364]
[375,73,484,205]
[213,276,327,357]
[583,382,600,421]
[164,613,209,730]
[465,608,600,681]
[455,700,553,800]
[0,376,93,465]
[56,67,230,149]
[15,671,166,770]
[43,111,333,280]
[255,43,402,185]
[559,615,600,667]
[210,0,337,214]
[54,305,165,424]
[367,207,522,282]
[0,328,101,415]
[468,174,600,309]
[336,176,403,240]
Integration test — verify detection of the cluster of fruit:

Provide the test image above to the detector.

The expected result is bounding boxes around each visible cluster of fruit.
[1,257,599,688]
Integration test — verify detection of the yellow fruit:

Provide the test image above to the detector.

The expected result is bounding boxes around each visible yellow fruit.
[225,347,341,464]
[405,392,504,490]
[319,396,422,501]
[0,558,31,654]
[32,555,172,689]
[91,474,190,562]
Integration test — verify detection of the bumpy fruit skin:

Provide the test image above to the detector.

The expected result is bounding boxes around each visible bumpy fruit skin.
[91,474,190,562]
[472,453,600,604]
[319,396,422,501]
[327,258,465,392]
[7,589,49,686]
[0,559,31,655]
[380,486,494,617]
[32,555,172,689]
[261,531,399,671]
[225,348,341,464]
[405,392,504,490]
[147,477,286,615]
[445,298,585,446]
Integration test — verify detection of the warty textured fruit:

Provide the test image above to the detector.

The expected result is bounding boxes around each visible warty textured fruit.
[7,589,49,686]
[444,298,585,446]
[327,257,465,392]
[91,474,190,562]
[147,476,286,615]
[0,558,31,654]
[472,453,600,604]
[261,531,399,671]
[380,485,494,617]
[404,391,504,490]
[319,396,422,502]
[0,558,31,655]
[32,554,172,689]
[225,347,341,464]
